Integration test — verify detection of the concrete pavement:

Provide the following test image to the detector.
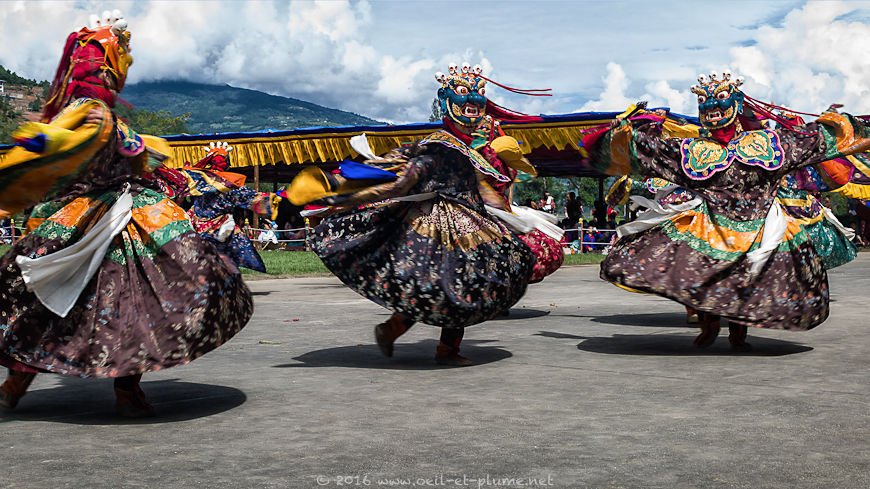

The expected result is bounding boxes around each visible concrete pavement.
[2,255,870,488]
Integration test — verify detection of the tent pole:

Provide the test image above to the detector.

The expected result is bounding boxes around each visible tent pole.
[253,164,260,229]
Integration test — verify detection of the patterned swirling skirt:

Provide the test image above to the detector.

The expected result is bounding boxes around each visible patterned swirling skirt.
[0,184,253,377]
[602,203,828,330]
[519,230,564,283]
[313,197,535,328]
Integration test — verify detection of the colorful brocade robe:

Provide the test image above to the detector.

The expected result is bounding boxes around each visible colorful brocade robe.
[582,112,870,330]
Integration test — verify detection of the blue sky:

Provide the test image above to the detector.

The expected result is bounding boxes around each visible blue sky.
[2,1,869,123]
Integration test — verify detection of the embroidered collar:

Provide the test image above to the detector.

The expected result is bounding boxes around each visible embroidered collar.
[419,130,510,182]
[680,129,784,180]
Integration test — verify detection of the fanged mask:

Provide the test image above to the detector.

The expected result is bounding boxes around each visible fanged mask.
[691,72,745,130]
[436,63,487,128]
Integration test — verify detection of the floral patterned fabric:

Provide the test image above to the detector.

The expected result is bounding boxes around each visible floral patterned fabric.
[312,142,535,328]
[0,100,253,377]
[584,116,870,330]
[519,230,564,282]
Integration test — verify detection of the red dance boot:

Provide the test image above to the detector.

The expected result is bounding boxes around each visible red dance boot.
[435,329,472,366]
[0,370,37,409]
[374,314,412,358]
[114,375,156,418]
[435,342,473,366]
[728,323,753,352]
[693,313,721,348]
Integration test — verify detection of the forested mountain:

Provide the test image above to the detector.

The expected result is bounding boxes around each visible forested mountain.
[122,81,381,134]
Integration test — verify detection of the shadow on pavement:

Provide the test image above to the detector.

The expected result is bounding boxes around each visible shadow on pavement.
[0,379,246,425]
[573,312,694,328]
[576,334,813,356]
[534,331,588,340]
[274,339,511,370]
[491,308,551,320]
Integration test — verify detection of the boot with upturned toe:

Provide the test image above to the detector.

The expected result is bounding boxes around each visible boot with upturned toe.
[728,323,753,353]
[0,370,36,409]
[114,385,156,418]
[435,342,473,366]
[693,313,721,348]
[375,314,412,358]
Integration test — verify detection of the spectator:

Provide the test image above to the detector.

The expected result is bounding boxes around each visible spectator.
[541,192,555,213]
[607,215,618,234]
[528,199,539,210]
[593,199,607,226]
[562,192,582,242]
[583,226,602,253]
[257,220,280,249]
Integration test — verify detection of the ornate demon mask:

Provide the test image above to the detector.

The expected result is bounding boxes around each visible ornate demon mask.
[691,72,745,130]
[435,63,487,128]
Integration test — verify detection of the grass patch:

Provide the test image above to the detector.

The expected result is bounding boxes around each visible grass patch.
[2,243,602,277]
[241,250,329,278]
[0,244,8,255]
[563,253,605,265]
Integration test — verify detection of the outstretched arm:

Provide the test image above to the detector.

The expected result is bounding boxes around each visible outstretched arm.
[774,112,870,174]
[583,114,694,187]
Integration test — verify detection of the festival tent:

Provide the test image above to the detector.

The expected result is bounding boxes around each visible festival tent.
[154,111,666,188]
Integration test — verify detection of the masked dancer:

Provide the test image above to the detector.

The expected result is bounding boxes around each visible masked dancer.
[288,63,540,365]
[582,71,870,350]
[0,11,252,416]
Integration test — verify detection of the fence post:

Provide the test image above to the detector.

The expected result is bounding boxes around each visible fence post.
[578,224,584,254]
[304,218,311,251]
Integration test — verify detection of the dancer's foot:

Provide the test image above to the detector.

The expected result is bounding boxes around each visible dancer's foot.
[374,314,411,358]
[435,342,473,366]
[728,324,753,353]
[0,370,36,409]
[693,314,720,348]
[114,386,156,418]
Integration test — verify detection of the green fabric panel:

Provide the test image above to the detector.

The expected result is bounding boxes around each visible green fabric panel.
[131,188,167,208]
[659,211,809,261]
[106,241,127,265]
[30,220,77,241]
[29,200,68,220]
[820,124,842,160]
[148,219,193,249]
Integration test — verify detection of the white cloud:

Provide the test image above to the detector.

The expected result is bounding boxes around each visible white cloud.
[578,62,634,112]
[645,80,692,115]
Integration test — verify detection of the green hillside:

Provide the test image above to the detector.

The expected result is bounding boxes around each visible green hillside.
[123,81,381,134]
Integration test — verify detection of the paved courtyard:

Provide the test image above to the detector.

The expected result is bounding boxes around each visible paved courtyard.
[2,254,869,489]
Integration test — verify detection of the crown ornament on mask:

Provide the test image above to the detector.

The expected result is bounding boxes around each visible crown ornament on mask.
[203,141,234,156]
[690,71,744,99]
[435,63,487,93]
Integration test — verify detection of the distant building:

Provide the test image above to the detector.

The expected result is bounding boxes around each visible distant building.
[1,83,39,112]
